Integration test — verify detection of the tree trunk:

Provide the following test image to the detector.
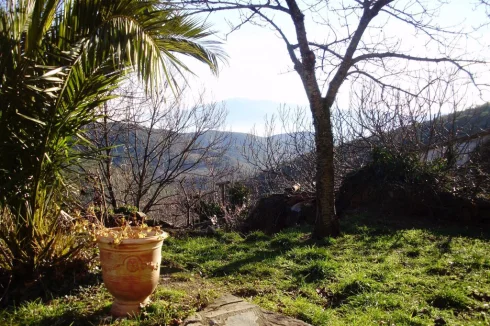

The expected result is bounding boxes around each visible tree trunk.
[284,0,341,238]
[284,0,384,238]
[102,104,118,209]
[104,159,118,209]
[311,99,340,238]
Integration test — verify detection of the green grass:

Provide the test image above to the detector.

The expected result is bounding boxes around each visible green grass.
[1,214,490,325]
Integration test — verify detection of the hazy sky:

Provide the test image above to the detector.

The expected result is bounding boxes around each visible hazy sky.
[183,1,490,133]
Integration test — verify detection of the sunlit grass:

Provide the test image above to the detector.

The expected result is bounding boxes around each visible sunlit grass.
[1,214,489,325]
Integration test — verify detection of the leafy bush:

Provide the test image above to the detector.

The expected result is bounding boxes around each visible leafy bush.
[336,146,464,219]
[194,200,224,222]
[0,189,91,283]
[370,147,444,185]
[114,205,139,216]
[228,183,250,209]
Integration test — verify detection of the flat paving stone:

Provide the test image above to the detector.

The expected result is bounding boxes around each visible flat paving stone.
[183,294,311,326]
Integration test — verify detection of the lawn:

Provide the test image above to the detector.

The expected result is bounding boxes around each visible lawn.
[1,214,489,325]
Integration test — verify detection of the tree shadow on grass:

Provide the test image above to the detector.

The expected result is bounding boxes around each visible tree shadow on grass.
[211,249,283,277]
[31,305,112,326]
[336,212,490,267]
[206,229,328,278]
[340,212,490,240]
[163,212,489,284]
[1,270,103,309]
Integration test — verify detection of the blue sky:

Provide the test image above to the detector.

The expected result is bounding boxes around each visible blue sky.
[183,1,490,134]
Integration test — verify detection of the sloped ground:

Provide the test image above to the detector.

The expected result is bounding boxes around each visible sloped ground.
[1,214,489,325]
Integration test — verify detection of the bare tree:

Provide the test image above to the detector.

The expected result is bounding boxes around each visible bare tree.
[176,155,242,226]
[241,78,478,196]
[241,106,316,194]
[181,0,489,237]
[89,100,125,210]
[87,83,230,214]
[333,70,489,169]
[242,73,487,197]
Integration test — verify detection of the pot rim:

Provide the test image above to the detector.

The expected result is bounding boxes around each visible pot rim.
[96,226,169,245]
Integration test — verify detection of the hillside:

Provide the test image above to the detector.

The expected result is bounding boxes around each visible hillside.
[85,103,490,182]
[86,119,309,176]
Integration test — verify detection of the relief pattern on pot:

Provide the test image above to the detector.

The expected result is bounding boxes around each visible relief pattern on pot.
[102,255,160,273]
[125,256,140,272]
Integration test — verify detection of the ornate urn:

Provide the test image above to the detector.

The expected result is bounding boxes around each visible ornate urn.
[96,227,168,317]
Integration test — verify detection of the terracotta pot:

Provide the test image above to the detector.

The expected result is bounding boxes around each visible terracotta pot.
[96,227,169,317]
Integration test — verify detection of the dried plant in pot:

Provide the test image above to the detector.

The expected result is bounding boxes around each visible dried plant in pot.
[94,223,169,317]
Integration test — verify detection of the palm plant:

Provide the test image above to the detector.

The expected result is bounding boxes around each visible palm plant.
[0,0,222,281]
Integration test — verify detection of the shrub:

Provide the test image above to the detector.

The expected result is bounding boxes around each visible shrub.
[336,146,465,219]
[370,147,443,185]
[114,205,139,216]
[194,200,224,222]
[228,183,250,209]
[0,189,93,288]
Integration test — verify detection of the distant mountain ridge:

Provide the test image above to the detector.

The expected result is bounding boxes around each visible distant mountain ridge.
[88,102,490,176]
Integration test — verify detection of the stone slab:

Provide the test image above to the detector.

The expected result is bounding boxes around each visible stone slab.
[183,294,311,326]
